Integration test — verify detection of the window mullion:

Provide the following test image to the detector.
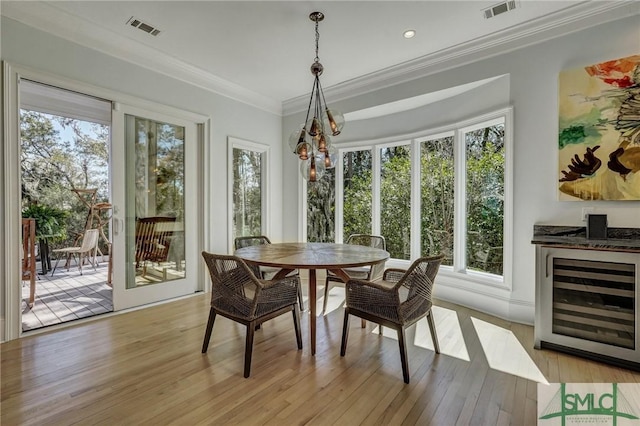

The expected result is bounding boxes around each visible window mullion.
[453,129,467,272]
[410,139,421,260]
[335,149,344,243]
[372,147,381,236]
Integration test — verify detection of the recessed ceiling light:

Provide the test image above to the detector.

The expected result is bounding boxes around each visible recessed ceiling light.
[403,29,416,39]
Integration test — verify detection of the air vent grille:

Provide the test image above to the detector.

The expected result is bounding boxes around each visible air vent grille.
[126,16,161,36]
[483,0,517,19]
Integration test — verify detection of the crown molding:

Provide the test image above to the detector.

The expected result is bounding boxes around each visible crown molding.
[2,1,637,118]
[1,1,283,115]
[283,1,639,115]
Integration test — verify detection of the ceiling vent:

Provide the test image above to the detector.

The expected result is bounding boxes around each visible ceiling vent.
[126,16,161,36]
[483,1,517,19]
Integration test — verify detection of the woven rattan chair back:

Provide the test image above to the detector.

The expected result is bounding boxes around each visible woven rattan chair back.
[234,235,271,250]
[396,255,443,324]
[323,234,387,314]
[345,234,386,251]
[233,236,304,311]
[341,254,444,383]
[202,252,259,319]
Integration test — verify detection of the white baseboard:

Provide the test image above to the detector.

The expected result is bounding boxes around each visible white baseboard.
[435,279,534,325]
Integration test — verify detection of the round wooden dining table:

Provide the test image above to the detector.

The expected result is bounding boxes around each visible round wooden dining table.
[235,242,389,355]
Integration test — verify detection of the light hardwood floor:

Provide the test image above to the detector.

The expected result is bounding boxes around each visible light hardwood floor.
[2,284,639,425]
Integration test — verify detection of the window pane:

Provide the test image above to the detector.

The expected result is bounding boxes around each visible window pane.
[127,116,186,288]
[307,167,335,242]
[420,136,454,265]
[465,123,505,275]
[232,147,262,239]
[343,150,372,238]
[380,145,411,260]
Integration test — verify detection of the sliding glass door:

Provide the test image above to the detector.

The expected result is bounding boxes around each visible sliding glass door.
[111,105,201,309]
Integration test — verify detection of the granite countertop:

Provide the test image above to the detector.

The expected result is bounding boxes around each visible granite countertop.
[531,225,640,252]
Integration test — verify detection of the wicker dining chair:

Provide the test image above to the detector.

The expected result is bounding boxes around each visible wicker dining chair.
[340,254,445,383]
[322,234,386,314]
[234,235,304,311]
[201,252,302,378]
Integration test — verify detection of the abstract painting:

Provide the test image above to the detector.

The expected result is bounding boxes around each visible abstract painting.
[558,54,640,200]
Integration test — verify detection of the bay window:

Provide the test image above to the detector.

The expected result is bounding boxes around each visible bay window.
[306,108,511,286]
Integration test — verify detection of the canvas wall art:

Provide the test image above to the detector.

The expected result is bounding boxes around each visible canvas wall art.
[558,54,640,200]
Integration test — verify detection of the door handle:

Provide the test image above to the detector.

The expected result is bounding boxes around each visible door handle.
[113,218,123,235]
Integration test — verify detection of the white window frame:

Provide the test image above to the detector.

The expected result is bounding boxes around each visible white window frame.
[227,136,270,252]
[413,130,456,263]
[456,115,510,280]
[326,107,513,290]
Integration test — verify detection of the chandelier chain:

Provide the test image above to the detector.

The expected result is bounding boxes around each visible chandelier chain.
[314,19,320,63]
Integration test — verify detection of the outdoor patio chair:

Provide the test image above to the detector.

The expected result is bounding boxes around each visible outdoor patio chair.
[234,235,304,311]
[201,252,302,378]
[134,216,177,271]
[51,229,100,276]
[340,254,445,383]
[323,234,386,314]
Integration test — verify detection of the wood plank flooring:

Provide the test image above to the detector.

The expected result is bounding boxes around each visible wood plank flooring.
[3,282,639,425]
[21,264,112,331]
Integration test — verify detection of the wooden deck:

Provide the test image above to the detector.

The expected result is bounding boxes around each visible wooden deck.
[21,263,112,332]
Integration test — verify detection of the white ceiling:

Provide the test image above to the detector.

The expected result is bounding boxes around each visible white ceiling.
[1,1,634,114]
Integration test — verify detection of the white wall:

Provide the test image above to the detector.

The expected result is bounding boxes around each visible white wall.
[283,15,640,324]
[1,15,285,250]
[0,16,284,338]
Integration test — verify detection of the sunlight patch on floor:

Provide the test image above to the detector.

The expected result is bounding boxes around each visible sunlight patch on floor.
[416,306,470,361]
[471,317,549,384]
[371,306,470,361]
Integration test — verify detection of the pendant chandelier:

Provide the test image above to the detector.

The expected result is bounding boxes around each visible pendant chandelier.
[288,11,344,182]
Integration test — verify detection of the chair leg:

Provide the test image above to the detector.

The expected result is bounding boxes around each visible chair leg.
[298,284,305,312]
[51,255,62,276]
[79,252,83,276]
[427,309,440,354]
[292,304,302,350]
[244,321,256,378]
[397,327,410,384]
[91,247,98,271]
[340,309,350,356]
[201,308,216,353]
[322,278,330,314]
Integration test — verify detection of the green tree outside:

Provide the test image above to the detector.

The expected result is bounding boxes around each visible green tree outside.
[20,110,110,250]
[307,123,505,276]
